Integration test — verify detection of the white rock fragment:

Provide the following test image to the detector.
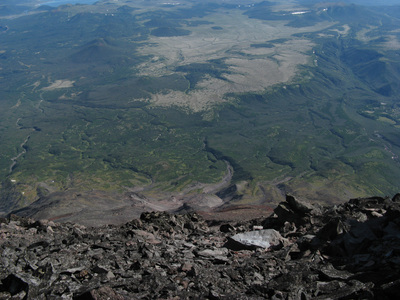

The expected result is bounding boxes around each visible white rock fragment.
[230,229,287,249]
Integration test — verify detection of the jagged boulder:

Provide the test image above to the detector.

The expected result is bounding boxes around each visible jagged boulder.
[263,194,324,233]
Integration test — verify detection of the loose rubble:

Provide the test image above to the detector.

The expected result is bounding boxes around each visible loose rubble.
[1,194,400,299]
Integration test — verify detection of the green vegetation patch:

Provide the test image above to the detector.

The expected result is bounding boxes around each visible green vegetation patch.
[151,27,191,37]
[175,60,231,89]
[250,43,274,48]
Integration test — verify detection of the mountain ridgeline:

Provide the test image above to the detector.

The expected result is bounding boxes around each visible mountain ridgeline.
[1,194,400,298]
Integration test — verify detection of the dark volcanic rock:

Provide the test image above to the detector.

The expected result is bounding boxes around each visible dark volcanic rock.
[1,195,400,299]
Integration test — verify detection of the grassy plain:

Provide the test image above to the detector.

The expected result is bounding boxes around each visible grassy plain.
[136,10,333,110]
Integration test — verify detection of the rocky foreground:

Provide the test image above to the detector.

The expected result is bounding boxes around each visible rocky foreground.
[1,195,400,299]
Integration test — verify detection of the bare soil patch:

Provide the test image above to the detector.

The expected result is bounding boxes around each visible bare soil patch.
[42,80,75,91]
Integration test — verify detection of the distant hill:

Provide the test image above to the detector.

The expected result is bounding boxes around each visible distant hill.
[0,5,30,16]
[342,48,400,97]
[68,38,131,65]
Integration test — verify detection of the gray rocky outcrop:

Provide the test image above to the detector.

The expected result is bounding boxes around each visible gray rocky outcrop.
[0,194,400,299]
